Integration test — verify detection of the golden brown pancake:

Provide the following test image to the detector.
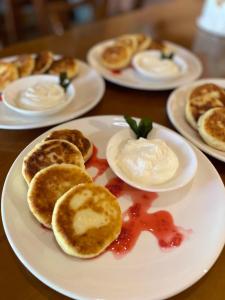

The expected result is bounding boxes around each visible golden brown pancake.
[135,33,151,52]
[149,39,166,51]
[49,57,79,79]
[45,129,93,162]
[0,62,18,92]
[33,51,54,74]
[198,107,225,151]
[116,34,138,54]
[14,54,35,77]
[185,83,225,129]
[52,183,122,258]
[22,139,84,184]
[28,164,92,228]
[101,44,132,70]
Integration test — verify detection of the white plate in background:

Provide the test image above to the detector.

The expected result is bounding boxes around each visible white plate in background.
[87,39,202,90]
[2,115,225,300]
[167,78,225,162]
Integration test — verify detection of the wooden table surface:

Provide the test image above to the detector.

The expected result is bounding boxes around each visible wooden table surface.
[1,0,225,299]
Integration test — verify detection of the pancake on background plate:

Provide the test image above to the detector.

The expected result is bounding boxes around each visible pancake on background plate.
[14,54,35,77]
[28,164,92,228]
[185,83,225,129]
[33,50,54,74]
[101,44,132,70]
[116,34,138,55]
[148,39,167,51]
[45,129,93,162]
[49,57,79,79]
[135,33,152,52]
[198,107,225,151]
[0,62,18,92]
[22,139,84,184]
[52,183,122,258]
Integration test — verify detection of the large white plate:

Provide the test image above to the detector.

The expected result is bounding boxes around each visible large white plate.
[0,60,105,129]
[167,78,225,162]
[87,39,202,90]
[2,115,225,300]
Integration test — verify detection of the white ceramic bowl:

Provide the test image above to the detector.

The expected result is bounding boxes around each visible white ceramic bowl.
[106,124,198,192]
[132,50,187,81]
[2,75,75,117]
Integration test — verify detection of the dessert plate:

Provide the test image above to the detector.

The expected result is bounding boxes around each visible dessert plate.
[87,39,202,90]
[2,115,225,300]
[0,60,105,129]
[167,78,225,162]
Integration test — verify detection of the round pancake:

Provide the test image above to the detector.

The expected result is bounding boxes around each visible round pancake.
[116,34,138,54]
[14,54,35,77]
[45,129,93,162]
[28,164,92,228]
[101,44,132,70]
[185,83,225,129]
[0,62,18,92]
[135,33,151,52]
[22,139,84,184]
[52,183,122,258]
[49,57,79,79]
[33,51,54,74]
[198,107,225,151]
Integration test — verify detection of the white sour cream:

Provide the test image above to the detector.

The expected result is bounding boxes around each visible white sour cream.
[18,82,65,111]
[133,51,181,80]
[116,138,179,185]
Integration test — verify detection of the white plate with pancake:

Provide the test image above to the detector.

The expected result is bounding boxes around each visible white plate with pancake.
[2,115,225,300]
[167,78,225,162]
[0,59,105,129]
[87,39,202,90]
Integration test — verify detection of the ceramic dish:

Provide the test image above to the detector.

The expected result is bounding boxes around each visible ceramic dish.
[167,78,225,162]
[2,115,225,300]
[87,39,202,90]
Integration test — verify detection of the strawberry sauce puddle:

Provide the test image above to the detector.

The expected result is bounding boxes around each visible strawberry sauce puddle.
[86,145,189,257]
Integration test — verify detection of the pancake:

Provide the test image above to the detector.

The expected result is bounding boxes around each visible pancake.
[22,139,84,184]
[49,57,79,79]
[135,33,151,52]
[149,39,166,51]
[45,129,93,162]
[185,83,225,129]
[0,62,18,92]
[116,34,138,54]
[52,183,122,258]
[33,51,54,74]
[198,107,225,151]
[14,54,35,77]
[28,164,92,228]
[101,44,132,70]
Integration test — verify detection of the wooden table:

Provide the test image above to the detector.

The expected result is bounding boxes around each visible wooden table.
[1,0,225,299]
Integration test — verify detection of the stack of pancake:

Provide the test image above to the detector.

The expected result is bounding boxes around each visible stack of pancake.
[23,129,122,258]
[0,51,79,92]
[185,83,225,151]
[101,33,168,71]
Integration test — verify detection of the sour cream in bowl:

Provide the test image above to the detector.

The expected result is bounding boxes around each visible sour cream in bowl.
[106,124,197,192]
[2,75,75,117]
[132,50,187,81]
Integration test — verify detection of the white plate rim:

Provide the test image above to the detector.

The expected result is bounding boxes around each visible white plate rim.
[0,59,105,130]
[87,39,203,91]
[166,78,225,162]
[1,115,225,300]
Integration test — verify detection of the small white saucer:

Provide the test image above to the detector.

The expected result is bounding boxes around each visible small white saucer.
[132,50,187,81]
[106,125,198,192]
[2,75,75,117]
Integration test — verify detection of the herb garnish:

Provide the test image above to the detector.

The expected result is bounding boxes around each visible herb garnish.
[124,116,153,139]
[59,72,71,91]
[160,51,174,60]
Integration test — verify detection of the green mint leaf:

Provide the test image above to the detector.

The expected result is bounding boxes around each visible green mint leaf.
[124,116,153,139]
[160,51,174,60]
[124,116,139,136]
[59,72,71,91]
